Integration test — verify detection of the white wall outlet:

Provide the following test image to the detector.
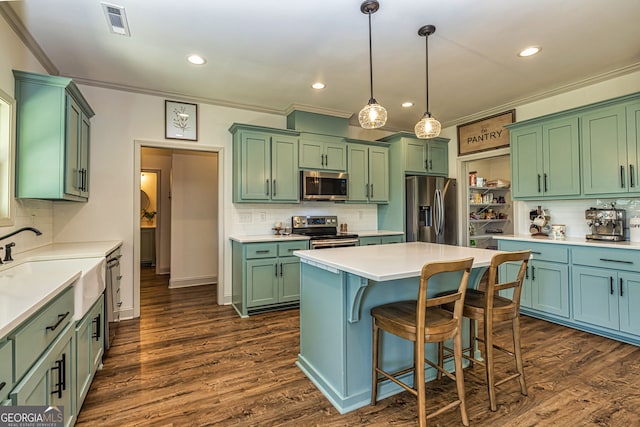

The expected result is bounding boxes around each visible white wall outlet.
[238,212,252,223]
[259,211,267,222]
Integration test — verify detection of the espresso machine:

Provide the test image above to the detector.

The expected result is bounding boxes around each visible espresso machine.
[585,206,626,241]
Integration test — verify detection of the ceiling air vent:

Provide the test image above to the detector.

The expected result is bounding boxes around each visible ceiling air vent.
[101,3,131,37]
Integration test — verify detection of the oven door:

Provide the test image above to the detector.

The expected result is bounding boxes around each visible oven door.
[310,238,359,249]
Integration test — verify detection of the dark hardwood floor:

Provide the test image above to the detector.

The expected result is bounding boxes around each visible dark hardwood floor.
[76,268,640,426]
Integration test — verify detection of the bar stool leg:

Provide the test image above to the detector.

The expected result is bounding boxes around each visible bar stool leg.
[416,340,427,427]
[484,315,497,411]
[436,342,444,381]
[512,316,528,396]
[371,321,380,405]
[469,317,476,365]
[453,331,470,426]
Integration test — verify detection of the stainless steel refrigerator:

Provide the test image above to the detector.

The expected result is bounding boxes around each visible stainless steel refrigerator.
[406,175,458,245]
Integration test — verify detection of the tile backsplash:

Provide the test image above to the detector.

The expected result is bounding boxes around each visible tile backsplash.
[0,199,54,253]
[228,202,379,236]
[517,198,640,239]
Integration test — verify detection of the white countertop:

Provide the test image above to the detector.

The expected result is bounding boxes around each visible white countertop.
[0,240,122,339]
[294,242,499,282]
[494,234,640,250]
[230,230,403,243]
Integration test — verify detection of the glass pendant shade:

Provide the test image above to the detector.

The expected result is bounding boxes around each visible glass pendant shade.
[415,112,441,139]
[359,99,387,129]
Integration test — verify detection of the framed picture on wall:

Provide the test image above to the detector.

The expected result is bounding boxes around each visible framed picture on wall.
[165,100,198,141]
[457,109,515,156]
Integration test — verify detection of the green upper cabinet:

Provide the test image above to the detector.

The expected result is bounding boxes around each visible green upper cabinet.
[299,134,347,171]
[626,100,640,192]
[347,143,389,203]
[581,104,630,195]
[403,137,448,176]
[13,70,94,201]
[231,124,299,203]
[510,116,580,199]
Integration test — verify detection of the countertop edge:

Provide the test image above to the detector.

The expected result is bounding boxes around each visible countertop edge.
[494,235,640,250]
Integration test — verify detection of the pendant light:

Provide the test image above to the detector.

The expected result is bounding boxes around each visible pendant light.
[358,0,387,129]
[415,24,441,139]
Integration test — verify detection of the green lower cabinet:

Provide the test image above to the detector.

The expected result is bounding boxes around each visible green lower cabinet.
[0,340,13,402]
[572,267,640,335]
[232,240,308,316]
[75,295,104,413]
[11,323,75,427]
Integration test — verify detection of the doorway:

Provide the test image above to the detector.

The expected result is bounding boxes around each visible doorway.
[133,141,223,318]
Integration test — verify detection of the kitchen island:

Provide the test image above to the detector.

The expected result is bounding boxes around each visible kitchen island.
[294,242,500,414]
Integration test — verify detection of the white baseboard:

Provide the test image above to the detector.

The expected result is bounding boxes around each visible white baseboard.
[169,275,217,289]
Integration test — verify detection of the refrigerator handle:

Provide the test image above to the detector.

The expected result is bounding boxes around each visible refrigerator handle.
[434,189,443,236]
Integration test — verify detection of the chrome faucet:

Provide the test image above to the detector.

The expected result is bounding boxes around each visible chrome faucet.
[0,227,42,263]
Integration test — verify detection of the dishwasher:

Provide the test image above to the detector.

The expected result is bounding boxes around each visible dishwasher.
[105,246,122,352]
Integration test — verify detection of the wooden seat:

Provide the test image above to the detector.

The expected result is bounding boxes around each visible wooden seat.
[370,257,474,427]
[438,250,531,411]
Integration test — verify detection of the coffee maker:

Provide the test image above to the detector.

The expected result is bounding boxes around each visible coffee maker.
[585,206,626,241]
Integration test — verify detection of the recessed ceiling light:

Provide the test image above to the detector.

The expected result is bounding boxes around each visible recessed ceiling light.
[518,46,541,57]
[402,102,414,108]
[312,82,326,90]
[187,54,207,65]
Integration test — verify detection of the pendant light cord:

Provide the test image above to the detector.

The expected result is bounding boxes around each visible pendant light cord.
[368,11,374,102]
[424,33,429,114]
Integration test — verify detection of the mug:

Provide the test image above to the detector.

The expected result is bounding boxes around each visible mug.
[533,215,546,227]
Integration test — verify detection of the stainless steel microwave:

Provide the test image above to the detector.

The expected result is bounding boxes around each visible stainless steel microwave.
[301,171,348,201]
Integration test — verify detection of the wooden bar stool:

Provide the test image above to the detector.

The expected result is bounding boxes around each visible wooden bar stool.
[438,250,531,411]
[370,257,474,427]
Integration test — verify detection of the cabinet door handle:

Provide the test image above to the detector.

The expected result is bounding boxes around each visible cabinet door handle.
[279,263,283,276]
[92,313,101,341]
[275,264,278,277]
[610,276,614,295]
[543,173,548,192]
[630,164,635,188]
[537,174,541,193]
[531,266,535,281]
[525,266,529,280]
[325,154,328,167]
[370,184,374,198]
[621,165,625,188]
[620,277,624,297]
[46,312,70,332]
[425,158,429,171]
[599,258,633,264]
[272,180,276,197]
[429,160,433,170]
[51,353,66,398]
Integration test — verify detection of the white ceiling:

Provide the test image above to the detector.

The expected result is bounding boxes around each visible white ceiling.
[5,0,640,131]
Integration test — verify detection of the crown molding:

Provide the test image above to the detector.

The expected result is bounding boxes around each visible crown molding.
[0,3,58,75]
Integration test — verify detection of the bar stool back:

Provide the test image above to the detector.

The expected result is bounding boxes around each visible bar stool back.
[438,250,531,411]
[370,257,474,427]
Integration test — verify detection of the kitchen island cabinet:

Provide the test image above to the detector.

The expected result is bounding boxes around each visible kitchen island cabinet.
[294,242,497,414]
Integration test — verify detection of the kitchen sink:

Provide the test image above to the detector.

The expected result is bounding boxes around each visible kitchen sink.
[0,257,106,320]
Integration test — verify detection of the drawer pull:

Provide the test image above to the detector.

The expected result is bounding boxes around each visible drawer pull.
[287,248,297,252]
[46,311,70,332]
[0,381,5,391]
[531,251,542,255]
[256,250,271,254]
[599,258,633,264]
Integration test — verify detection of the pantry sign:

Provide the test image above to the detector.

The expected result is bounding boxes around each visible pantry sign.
[457,110,515,156]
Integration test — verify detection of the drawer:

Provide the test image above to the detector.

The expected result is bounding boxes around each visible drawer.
[380,235,403,244]
[245,243,277,259]
[10,286,74,382]
[278,240,308,257]
[0,340,13,400]
[498,240,568,263]
[572,246,640,272]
